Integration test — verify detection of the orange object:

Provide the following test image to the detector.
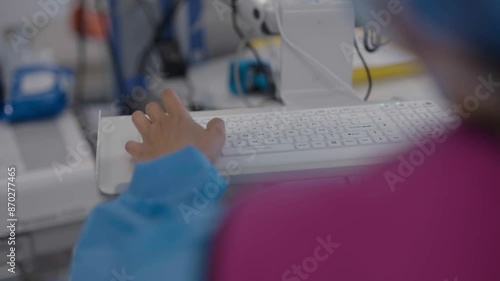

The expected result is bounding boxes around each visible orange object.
[71,5,108,39]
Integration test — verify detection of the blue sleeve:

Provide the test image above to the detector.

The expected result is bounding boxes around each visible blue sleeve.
[69,146,228,281]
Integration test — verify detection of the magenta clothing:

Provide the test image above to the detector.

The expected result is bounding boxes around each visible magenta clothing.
[211,126,500,281]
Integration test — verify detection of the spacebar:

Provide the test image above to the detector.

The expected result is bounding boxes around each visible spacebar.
[222,144,295,156]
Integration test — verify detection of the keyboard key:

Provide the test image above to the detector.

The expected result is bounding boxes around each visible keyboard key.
[343,139,358,146]
[340,113,367,119]
[342,132,368,138]
[264,125,277,131]
[296,143,311,150]
[409,101,425,108]
[256,132,267,139]
[301,128,315,135]
[315,128,329,134]
[389,135,404,142]
[330,126,344,133]
[378,122,397,129]
[351,118,372,124]
[222,144,295,156]
[369,111,384,117]
[240,133,252,140]
[322,120,337,127]
[311,116,325,121]
[369,130,383,136]
[233,140,247,147]
[358,138,373,145]
[397,120,411,127]
[272,131,284,137]
[280,137,295,144]
[277,124,292,130]
[411,119,425,126]
[310,135,325,141]
[308,122,322,128]
[311,141,327,148]
[346,124,376,131]
[233,128,244,134]
[265,138,278,145]
[383,129,399,136]
[294,123,306,129]
[250,139,263,146]
[248,126,259,133]
[327,140,342,147]
[326,133,340,140]
[286,130,299,137]
[295,136,310,143]
[374,136,389,143]
[417,125,432,133]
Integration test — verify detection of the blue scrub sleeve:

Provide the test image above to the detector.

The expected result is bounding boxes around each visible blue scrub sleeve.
[69,146,228,281]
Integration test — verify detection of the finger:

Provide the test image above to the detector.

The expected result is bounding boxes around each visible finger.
[160,89,190,118]
[204,118,227,163]
[145,102,165,123]
[125,141,144,160]
[131,111,151,136]
[207,118,226,138]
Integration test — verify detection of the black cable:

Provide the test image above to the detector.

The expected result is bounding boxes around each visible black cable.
[354,39,373,101]
[363,25,391,53]
[230,0,277,100]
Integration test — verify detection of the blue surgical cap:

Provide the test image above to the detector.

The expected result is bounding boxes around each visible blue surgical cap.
[412,0,500,57]
[356,0,500,59]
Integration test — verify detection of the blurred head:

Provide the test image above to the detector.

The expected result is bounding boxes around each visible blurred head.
[355,0,500,130]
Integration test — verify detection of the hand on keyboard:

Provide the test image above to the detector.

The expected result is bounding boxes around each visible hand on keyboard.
[125,90,226,163]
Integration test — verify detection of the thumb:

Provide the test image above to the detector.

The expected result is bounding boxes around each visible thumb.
[207,118,226,138]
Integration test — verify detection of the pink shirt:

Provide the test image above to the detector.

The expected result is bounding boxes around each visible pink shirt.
[211,126,500,281]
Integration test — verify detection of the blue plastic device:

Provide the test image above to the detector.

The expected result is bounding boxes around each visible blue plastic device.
[1,65,73,123]
[229,60,271,95]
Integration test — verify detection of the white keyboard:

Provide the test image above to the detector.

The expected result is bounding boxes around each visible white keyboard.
[193,100,452,157]
[97,100,454,194]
